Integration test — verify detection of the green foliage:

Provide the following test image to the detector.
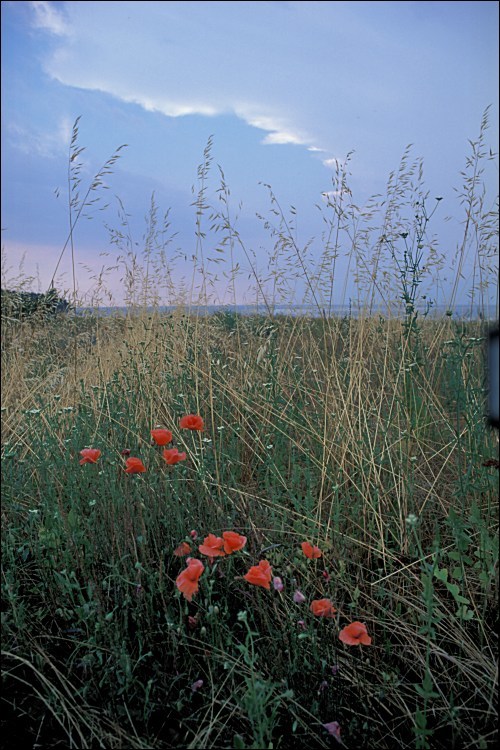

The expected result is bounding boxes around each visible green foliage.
[1,287,71,321]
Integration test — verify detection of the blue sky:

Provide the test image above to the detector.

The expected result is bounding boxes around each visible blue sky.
[1,0,498,308]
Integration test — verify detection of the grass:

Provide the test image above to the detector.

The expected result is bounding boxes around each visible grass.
[1,113,498,749]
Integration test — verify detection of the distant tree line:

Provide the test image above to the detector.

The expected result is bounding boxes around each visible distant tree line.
[1,288,71,321]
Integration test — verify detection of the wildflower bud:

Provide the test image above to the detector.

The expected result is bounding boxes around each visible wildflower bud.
[297,620,306,630]
[322,570,330,581]
[273,577,284,592]
[187,616,198,630]
[405,513,418,528]
[121,448,131,456]
[190,530,198,540]
[323,721,341,742]
[200,626,207,636]
[293,590,306,604]
[191,679,204,692]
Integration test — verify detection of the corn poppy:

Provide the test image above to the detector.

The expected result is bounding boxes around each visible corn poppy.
[339,621,372,646]
[79,448,101,465]
[179,414,204,431]
[222,531,247,554]
[151,428,173,446]
[176,557,204,601]
[173,542,191,557]
[198,533,226,559]
[124,457,146,474]
[310,598,336,617]
[301,541,322,559]
[243,559,272,589]
[162,447,187,465]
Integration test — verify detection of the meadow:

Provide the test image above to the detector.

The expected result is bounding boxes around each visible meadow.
[1,114,498,749]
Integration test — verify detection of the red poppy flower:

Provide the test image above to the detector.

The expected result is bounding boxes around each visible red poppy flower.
[301,541,322,559]
[179,414,204,431]
[243,560,273,589]
[124,457,146,474]
[310,599,336,617]
[151,428,173,446]
[198,533,226,559]
[173,542,191,557]
[339,621,372,646]
[176,557,204,601]
[222,531,247,554]
[79,448,101,465]
[162,447,187,465]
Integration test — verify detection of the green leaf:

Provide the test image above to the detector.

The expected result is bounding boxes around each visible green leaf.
[478,571,490,587]
[67,508,79,530]
[456,606,475,621]
[446,582,470,604]
[415,684,440,699]
[434,568,448,583]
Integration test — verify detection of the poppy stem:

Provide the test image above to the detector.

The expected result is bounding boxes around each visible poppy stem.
[259,543,282,554]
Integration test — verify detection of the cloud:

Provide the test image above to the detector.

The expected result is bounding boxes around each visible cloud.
[322,158,342,170]
[233,105,314,147]
[24,0,499,191]
[7,116,73,158]
[30,0,70,36]
[30,1,335,152]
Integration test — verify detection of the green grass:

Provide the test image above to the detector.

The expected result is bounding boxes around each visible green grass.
[1,310,498,749]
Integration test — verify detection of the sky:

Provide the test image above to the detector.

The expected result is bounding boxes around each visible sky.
[1,0,498,310]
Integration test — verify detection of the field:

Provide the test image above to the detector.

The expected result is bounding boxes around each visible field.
[1,115,498,749]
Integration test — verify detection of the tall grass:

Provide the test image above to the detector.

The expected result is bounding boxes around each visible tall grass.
[1,113,498,749]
